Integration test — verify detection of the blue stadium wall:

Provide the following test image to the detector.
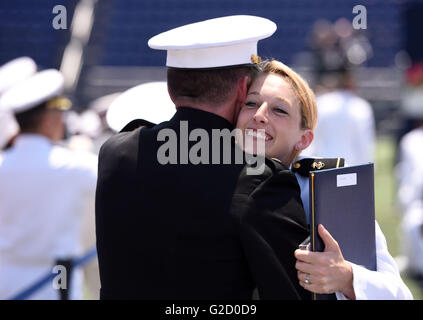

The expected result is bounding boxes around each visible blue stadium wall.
[0,0,408,69]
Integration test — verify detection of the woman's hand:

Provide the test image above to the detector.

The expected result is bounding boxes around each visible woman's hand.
[294,224,356,300]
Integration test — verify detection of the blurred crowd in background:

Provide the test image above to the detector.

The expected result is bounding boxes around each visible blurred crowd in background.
[0,0,423,299]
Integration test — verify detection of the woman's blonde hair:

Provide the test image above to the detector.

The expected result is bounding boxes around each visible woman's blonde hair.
[258,59,318,161]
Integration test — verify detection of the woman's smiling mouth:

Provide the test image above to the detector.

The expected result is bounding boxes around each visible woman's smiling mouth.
[245,128,273,141]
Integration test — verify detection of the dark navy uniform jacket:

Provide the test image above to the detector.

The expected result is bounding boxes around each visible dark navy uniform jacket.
[95,107,310,300]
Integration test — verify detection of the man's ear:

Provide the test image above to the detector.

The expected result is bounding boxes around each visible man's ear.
[234,75,249,116]
[236,76,249,106]
[296,129,314,151]
[230,76,249,124]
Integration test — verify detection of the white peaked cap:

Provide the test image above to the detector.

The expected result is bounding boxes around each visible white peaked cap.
[106,82,176,132]
[0,69,65,114]
[0,57,37,95]
[402,88,423,118]
[148,15,277,68]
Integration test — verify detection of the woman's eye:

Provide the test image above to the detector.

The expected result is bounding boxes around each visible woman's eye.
[245,101,257,107]
[274,107,288,115]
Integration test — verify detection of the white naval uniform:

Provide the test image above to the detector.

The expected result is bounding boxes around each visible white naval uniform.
[396,127,423,211]
[294,157,413,300]
[303,90,375,166]
[396,127,423,276]
[0,134,98,299]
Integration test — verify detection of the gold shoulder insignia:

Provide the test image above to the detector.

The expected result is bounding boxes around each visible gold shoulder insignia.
[291,157,345,177]
[312,161,325,170]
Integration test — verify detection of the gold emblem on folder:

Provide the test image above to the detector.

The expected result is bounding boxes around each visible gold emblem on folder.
[312,161,325,170]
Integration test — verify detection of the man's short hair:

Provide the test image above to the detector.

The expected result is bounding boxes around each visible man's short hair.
[14,103,46,132]
[167,65,256,105]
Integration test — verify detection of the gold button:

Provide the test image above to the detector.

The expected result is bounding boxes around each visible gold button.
[293,162,301,169]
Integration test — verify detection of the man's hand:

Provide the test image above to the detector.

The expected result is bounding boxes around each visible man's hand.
[294,224,356,299]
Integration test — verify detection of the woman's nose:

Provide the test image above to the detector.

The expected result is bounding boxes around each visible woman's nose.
[253,102,268,124]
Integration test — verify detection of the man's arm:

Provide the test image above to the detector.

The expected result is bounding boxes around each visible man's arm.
[95,129,141,299]
[234,162,311,300]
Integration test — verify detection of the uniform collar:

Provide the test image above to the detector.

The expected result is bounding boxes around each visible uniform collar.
[171,107,234,131]
[14,134,52,149]
[291,156,345,177]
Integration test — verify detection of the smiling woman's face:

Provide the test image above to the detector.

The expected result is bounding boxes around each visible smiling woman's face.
[236,73,310,165]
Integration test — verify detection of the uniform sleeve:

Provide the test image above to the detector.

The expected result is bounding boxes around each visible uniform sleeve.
[335,221,413,300]
[77,152,98,194]
[235,168,311,300]
[95,130,141,297]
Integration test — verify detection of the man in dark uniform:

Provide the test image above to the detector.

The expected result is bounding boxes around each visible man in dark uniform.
[95,15,310,300]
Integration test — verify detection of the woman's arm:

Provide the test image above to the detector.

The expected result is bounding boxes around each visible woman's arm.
[336,221,413,300]
[295,222,413,300]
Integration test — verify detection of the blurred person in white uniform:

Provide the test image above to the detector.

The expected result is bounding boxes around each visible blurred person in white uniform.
[396,107,423,280]
[0,69,98,300]
[0,57,37,151]
[303,66,376,165]
[302,19,376,166]
[86,92,122,154]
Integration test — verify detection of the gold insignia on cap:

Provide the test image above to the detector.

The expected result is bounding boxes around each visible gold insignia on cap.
[293,162,301,169]
[312,161,325,170]
[251,54,262,64]
[46,97,71,111]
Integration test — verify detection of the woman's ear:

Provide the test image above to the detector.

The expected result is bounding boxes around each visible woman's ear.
[296,129,314,151]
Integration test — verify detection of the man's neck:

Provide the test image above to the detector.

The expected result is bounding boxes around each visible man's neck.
[175,103,236,125]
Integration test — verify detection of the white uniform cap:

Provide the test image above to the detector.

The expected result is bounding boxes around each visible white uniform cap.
[0,110,18,149]
[66,109,102,138]
[0,56,37,95]
[402,87,423,118]
[88,92,122,115]
[0,69,66,114]
[106,82,176,132]
[148,15,277,69]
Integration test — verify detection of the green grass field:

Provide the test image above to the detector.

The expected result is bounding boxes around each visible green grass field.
[375,136,423,300]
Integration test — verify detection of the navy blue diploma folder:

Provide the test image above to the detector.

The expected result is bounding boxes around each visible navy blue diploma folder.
[309,163,377,300]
